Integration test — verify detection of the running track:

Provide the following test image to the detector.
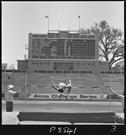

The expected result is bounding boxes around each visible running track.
[2,100,123,113]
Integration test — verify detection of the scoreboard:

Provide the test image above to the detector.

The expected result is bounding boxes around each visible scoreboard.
[28,31,98,60]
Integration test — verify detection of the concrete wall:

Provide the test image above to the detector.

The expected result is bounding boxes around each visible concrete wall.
[25,59,109,72]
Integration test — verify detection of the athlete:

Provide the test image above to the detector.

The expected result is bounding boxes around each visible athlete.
[49,77,72,94]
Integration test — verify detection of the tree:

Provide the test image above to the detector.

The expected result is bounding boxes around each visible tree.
[111,60,124,71]
[80,21,124,70]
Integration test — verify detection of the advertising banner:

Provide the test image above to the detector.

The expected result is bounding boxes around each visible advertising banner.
[28,93,108,100]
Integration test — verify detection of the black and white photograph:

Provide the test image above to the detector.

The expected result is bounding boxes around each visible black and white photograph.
[2,1,124,129]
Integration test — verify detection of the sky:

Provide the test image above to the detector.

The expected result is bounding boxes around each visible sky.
[2,1,124,68]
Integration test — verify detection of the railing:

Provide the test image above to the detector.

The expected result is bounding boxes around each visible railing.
[33,33,96,39]
[31,56,95,59]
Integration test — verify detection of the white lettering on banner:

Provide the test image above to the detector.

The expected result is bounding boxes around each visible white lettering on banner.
[51,94,79,99]
[28,93,108,99]
[28,93,50,99]
[80,94,97,99]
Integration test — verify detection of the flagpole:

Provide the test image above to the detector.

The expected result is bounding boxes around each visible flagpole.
[68,20,70,32]
[58,19,60,31]
[57,13,60,31]
[45,15,49,33]
[48,15,49,33]
[78,16,80,32]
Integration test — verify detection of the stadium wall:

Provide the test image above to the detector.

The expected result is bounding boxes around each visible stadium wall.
[17,59,109,72]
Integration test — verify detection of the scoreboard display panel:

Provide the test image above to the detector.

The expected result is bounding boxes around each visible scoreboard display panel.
[29,31,97,59]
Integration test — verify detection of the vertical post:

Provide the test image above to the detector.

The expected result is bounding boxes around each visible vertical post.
[68,20,70,32]
[109,72,112,111]
[11,65,14,86]
[25,44,28,103]
[95,23,99,60]
[48,16,49,33]
[57,13,60,31]
[25,60,27,103]
[78,16,80,32]
[45,15,49,33]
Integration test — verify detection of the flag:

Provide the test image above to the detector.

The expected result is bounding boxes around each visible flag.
[78,16,80,18]
[45,16,48,18]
